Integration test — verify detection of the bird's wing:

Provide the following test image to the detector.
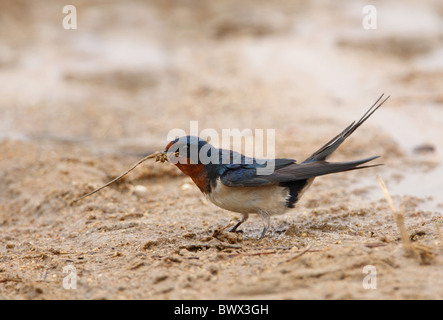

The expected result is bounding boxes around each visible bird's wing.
[218,158,296,187]
[220,157,380,187]
[218,149,294,167]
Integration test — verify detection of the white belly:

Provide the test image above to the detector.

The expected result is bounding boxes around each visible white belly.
[205,179,290,215]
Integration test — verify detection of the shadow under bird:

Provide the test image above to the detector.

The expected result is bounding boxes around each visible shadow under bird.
[164,95,389,239]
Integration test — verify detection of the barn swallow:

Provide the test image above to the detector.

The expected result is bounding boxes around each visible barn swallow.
[164,95,389,239]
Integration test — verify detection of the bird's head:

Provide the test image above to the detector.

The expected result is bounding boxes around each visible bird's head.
[164,136,217,165]
[164,136,218,192]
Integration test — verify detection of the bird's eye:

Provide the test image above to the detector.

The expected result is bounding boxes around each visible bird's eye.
[174,151,180,157]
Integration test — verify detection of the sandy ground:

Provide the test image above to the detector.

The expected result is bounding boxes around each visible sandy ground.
[0,0,442,299]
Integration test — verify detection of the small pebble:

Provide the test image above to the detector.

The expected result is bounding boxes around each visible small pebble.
[133,185,148,196]
[181,183,192,191]
[413,144,435,154]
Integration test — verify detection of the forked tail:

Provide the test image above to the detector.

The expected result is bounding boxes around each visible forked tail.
[303,94,390,163]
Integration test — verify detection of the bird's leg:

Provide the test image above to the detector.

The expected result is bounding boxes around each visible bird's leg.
[230,214,249,233]
[258,210,271,240]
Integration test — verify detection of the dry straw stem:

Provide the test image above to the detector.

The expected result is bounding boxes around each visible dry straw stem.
[377,176,434,264]
[284,243,315,264]
[70,151,167,204]
[377,176,412,251]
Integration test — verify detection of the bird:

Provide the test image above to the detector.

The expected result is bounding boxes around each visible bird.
[164,95,389,239]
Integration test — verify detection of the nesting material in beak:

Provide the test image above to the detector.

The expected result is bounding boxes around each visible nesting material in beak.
[71,151,168,204]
